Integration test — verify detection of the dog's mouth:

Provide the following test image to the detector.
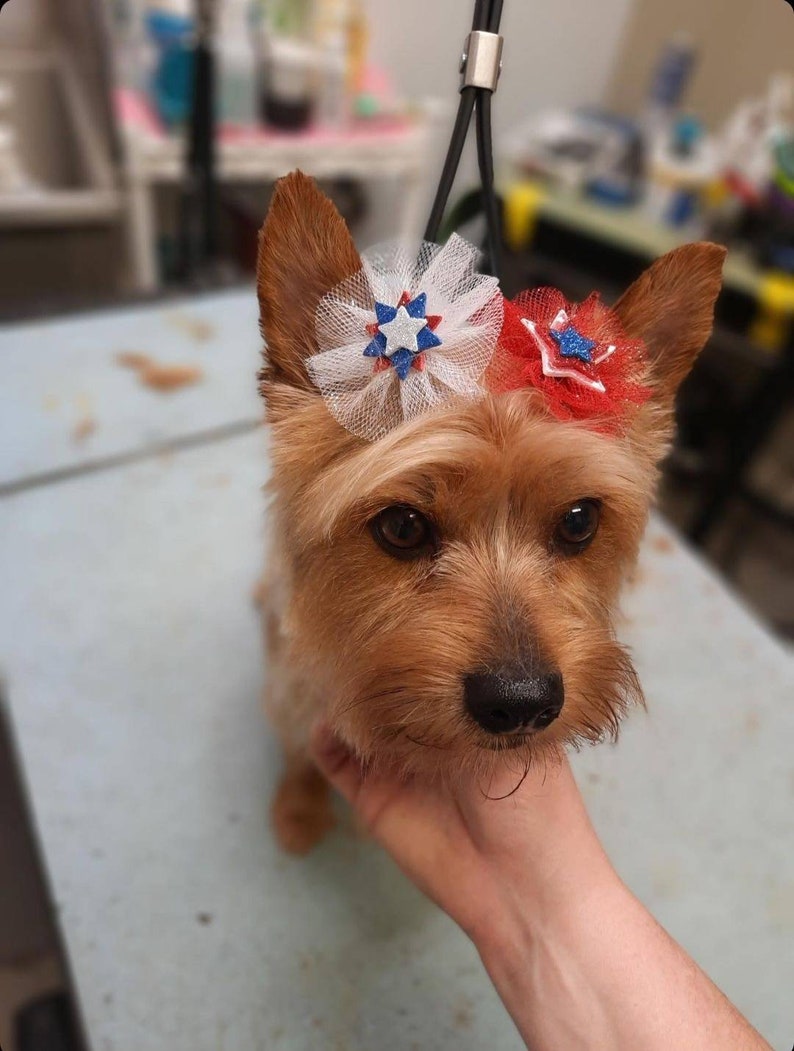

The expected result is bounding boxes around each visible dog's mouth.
[478,733,533,751]
[391,726,537,754]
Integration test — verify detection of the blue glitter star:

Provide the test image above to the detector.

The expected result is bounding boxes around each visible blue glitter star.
[363,293,442,379]
[390,348,415,379]
[550,324,596,364]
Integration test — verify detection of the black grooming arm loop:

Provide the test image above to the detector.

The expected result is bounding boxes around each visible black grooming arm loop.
[424,0,504,279]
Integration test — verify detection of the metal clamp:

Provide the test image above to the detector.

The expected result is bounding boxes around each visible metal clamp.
[460,30,503,93]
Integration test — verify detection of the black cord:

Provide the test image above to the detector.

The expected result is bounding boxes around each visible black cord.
[423,0,504,279]
[475,90,502,279]
[424,0,489,244]
[471,0,487,30]
[424,87,477,243]
[487,0,504,32]
[179,0,218,282]
[478,0,503,276]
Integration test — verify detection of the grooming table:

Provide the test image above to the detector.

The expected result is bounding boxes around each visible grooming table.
[1,292,792,1051]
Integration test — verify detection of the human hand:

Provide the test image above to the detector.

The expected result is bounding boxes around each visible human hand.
[310,722,772,1051]
[309,722,612,947]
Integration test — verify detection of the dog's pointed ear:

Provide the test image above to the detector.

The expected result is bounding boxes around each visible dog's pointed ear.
[257,171,362,390]
[614,242,726,406]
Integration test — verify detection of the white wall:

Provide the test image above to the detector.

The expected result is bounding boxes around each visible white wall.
[367,0,636,190]
[0,0,52,49]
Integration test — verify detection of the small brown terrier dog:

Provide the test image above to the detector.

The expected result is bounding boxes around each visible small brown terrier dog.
[256,171,725,854]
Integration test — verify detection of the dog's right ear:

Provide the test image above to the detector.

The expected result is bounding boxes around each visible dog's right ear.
[257,171,362,390]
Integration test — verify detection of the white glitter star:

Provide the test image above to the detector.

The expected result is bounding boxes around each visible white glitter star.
[521,317,606,393]
[378,306,428,357]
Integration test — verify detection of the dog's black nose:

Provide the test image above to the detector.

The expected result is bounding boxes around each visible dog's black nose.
[463,671,564,735]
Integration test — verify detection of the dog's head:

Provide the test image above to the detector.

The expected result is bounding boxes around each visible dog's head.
[257,172,724,779]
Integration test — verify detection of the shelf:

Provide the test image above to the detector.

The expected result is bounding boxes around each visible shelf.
[503,179,768,300]
[124,126,429,183]
[0,188,121,227]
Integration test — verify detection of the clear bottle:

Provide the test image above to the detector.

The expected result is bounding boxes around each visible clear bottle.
[313,0,349,126]
[258,0,315,130]
[641,33,697,152]
[107,0,152,94]
[217,0,257,126]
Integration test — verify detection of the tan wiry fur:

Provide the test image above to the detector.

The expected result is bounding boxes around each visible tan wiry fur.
[257,171,725,853]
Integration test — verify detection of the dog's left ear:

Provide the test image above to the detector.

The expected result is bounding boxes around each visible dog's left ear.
[614,242,726,411]
[257,170,362,390]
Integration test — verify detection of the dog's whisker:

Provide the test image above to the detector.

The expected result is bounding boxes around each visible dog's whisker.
[485,760,532,801]
[337,686,416,719]
[404,732,447,751]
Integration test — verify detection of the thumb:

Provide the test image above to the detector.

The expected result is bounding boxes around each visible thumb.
[309,721,422,840]
[310,723,464,895]
[309,721,367,808]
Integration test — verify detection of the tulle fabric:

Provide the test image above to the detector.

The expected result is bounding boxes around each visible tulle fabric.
[307,235,503,441]
[492,289,651,432]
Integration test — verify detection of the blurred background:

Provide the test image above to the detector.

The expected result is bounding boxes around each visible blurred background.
[1,0,793,636]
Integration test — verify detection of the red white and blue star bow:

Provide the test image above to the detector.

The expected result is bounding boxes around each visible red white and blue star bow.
[363,292,443,380]
[494,288,651,431]
[307,235,503,440]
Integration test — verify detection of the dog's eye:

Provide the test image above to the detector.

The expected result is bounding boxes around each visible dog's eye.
[554,500,601,553]
[370,505,436,561]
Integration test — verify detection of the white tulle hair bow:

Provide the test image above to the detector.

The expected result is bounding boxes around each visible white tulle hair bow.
[306,234,503,440]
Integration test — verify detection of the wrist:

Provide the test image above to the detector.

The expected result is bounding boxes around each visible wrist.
[468,775,623,1033]
[472,841,619,961]
[473,856,626,1050]
[475,768,617,943]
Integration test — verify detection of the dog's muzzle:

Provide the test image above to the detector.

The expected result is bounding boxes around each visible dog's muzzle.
[463,669,564,735]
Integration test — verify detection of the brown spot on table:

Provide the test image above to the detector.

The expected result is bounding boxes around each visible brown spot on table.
[73,416,97,443]
[116,351,151,370]
[744,710,761,735]
[165,311,216,342]
[650,535,674,554]
[116,351,203,392]
[453,997,474,1029]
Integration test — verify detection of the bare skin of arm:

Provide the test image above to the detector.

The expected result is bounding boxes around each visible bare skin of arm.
[311,724,771,1051]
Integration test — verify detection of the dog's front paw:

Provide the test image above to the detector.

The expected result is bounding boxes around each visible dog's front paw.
[271,761,335,855]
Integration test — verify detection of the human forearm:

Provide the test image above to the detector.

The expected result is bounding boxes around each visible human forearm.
[476,858,771,1051]
[311,728,770,1051]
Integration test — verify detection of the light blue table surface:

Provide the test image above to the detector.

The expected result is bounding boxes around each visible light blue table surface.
[0,291,262,490]
[1,291,792,1050]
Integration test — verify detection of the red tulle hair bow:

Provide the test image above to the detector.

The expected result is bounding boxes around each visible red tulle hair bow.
[492,288,651,432]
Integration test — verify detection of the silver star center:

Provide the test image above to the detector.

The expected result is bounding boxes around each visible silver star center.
[378,305,428,357]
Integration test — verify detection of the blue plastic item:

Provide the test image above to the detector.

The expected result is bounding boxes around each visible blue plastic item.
[648,36,696,111]
[671,114,704,159]
[145,9,195,128]
[665,189,697,227]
